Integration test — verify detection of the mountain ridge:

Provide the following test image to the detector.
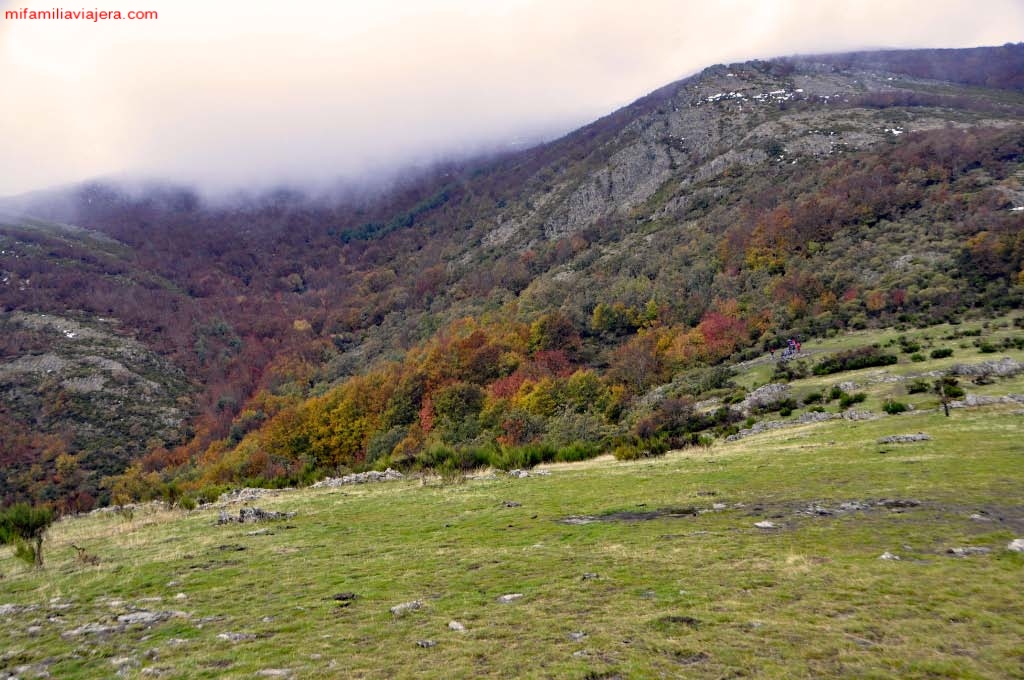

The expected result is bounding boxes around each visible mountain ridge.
[1,43,1022,506]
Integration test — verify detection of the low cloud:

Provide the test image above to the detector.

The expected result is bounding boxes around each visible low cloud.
[1,0,1021,197]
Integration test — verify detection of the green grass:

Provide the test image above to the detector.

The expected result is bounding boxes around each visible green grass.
[2,316,1022,678]
[2,396,1023,678]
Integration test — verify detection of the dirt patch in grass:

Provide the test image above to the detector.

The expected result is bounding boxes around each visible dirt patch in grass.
[558,506,700,524]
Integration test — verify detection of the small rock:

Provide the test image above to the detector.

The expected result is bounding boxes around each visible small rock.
[876,498,920,509]
[448,620,466,632]
[217,631,256,642]
[581,573,599,580]
[496,593,523,603]
[877,433,931,444]
[754,521,776,529]
[117,611,171,626]
[969,513,993,522]
[805,504,834,516]
[390,600,422,616]
[174,593,187,601]
[256,670,293,677]
[947,547,991,557]
[712,503,727,510]
[508,469,530,478]
[26,625,42,636]
[1006,538,1024,553]
[568,631,587,641]
[416,639,437,648]
[879,552,901,560]
[502,501,522,508]
[331,592,358,602]
[111,657,139,669]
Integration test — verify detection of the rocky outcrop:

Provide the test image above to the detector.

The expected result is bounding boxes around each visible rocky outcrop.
[737,383,791,414]
[310,468,404,488]
[217,507,295,524]
[949,357,1023,377]
[877,433,931,444]
[725,410,835,441]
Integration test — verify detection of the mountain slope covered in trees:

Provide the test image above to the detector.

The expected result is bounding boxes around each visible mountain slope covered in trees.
[1,44,1022,506]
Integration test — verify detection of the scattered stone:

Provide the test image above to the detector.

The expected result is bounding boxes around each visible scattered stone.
[26,625,42,636]
[256,670,293,678]
[246,529,273,536]
[217,487,282,504]
[581,573,599,580]
[877,499,920,509]
[390,600,423,616]
[496,593,524,604]
[416,639,437,648]
[174,593,188,601]
[117,611,172,626]
[754,521,776,529]
[838,501,870,512]
[217,631,256,642]
[218,507,296,524]
[838,381,858,392]
[502,501,522,508]
[310,468,404,488]
[62,622,119,637]
[1006,538,1024,553]
[949,357,1023,378]
[725,410,835,441]
[331,592,358,602]
[110,657,139,670]
[804,504,834,516]
[947,547,991,557]
[951,393,1024,409]
[508,469,530,478]
[712,503,727,510]
[448,620,466,632]
[568,631,587,641]
[842,410,878,421]
[969,513,994,522]
[877,433,931,444]
[738,383,791,413]
[879,552,901,561]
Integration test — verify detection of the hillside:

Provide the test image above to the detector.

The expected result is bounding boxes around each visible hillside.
[0,44,1022,505]
[0,327,1022,678]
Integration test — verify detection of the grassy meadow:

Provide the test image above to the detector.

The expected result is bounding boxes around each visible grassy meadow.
[2,322,1022,679]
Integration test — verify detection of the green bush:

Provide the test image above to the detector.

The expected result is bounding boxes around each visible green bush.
[802,391,823,405]
[0,503,56,568]
[910,353,926,362]
[838,392,867,409]
[813,347,898,375]
[930,348,953,359]
[907,379,930,394]
[779,406,793,417]
[882,399,908,414]
[828,385,844,401]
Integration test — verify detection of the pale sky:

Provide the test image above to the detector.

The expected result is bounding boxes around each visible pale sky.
[0,0,1021,197]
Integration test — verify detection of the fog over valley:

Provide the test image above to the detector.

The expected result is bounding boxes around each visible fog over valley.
[2,0,1022,197]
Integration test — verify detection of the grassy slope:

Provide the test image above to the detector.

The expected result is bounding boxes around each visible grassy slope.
[1,328,1023,679]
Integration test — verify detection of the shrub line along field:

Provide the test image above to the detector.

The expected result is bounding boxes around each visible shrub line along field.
[1,323,1022,678]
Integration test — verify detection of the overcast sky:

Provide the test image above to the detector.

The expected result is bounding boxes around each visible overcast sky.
[0,0,1021,197]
